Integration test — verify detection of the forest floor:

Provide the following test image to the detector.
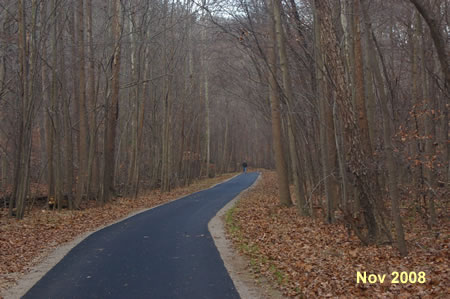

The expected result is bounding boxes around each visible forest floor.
[0,173,237,296]
[226,171,449,298]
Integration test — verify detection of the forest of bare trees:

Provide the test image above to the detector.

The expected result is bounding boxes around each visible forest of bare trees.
[208,0,448,257]
[0,0,448,259]
[0,0,273,216]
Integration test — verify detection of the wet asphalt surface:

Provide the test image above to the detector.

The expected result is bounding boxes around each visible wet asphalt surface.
[24,172,259,299]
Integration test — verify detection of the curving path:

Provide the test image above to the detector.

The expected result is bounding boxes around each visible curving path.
[24,172,259,299]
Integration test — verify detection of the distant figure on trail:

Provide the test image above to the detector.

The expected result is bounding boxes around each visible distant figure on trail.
[242,161,248,173]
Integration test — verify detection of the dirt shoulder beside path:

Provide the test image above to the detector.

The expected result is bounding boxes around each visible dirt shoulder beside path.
[0,173,237,298]
[209,172,286,299]
[225,171,449,298]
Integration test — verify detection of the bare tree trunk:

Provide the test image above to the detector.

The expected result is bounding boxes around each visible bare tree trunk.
[126,7,138,196]
[361,0,408,255]
[13,0,37,219]
[287,120,308,213]
[86,0,97,200]
[353,0,385,222]
[181,18,194,184]
[102,0,121,203]
[438,86,449,183]
[0,11,6,193]
[363,27,377,148]
[272,0,307,214]
[40,1,54,205]
[75,0,88,208]
[45,107,54,205]
[204,60,211,178]
[65,1,77,208]
[319,77,339,223]
[0,10,4,103]
[421,31,437,226]
[314,2,340,222]
[339,0,358,216]
[378,70,409,256]
[63,78,74,207]
[221,102,229,174]
[315,0,378,243]
[161,0,171,192]
[265,0,292,206]
[353,0,372,154]
[1,155,6,192]
[52,0,64,210]
[200,18,211,179]
[333,97,349,214]
[409,13,424,193]
[340,0,356,107]
[58,1,72,208]
[132,34,150,197]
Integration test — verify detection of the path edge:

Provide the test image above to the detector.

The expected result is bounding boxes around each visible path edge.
[3,173,240,299]
[208,172,285,299]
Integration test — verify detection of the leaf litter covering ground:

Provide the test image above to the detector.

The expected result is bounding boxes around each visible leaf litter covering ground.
[227,171,449,298]
[0,173,236,296]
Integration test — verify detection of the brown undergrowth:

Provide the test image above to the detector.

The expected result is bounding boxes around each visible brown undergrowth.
[226,171,449,298]
[0,173,237,295]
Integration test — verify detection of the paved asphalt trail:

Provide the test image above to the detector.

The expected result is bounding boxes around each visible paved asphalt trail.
[24,172,259,299]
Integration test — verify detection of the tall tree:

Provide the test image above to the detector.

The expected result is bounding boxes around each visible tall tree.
[86,0,97,199]
[353,0,372,154]
[51,0,64,209]
[102,0,122,203]
[315,0,379,243]
[201,20,211,178]
[314,1,341,222]
[361,0,408,256]
[12,0,38,219]
[75,0,88,208]
[265,0,292,207]
[272,0,307,214]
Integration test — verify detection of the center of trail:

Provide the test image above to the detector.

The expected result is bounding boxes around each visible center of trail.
[24,172,259,299]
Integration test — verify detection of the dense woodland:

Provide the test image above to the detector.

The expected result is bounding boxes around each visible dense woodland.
[0,0,273,215]
[0,0,448,259]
